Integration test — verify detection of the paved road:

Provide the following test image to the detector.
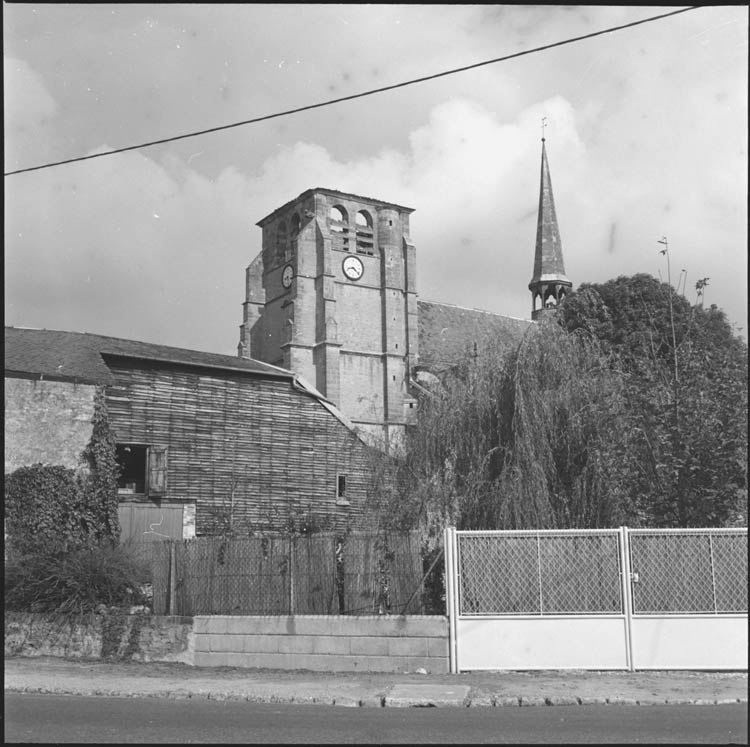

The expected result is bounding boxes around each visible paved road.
[5,693,748,744]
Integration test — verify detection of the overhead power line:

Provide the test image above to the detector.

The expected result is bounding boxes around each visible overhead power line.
[5,6,699,177]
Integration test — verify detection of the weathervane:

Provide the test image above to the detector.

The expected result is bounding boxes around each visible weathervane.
[541,116,547,142]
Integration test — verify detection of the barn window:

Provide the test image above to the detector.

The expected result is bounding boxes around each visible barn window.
[336,473,349,505]
[116,444,167,497]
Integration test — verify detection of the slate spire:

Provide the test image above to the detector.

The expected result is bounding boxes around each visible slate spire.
[528,136,572,320]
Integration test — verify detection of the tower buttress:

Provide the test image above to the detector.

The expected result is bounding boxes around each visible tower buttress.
[529,137,572,319]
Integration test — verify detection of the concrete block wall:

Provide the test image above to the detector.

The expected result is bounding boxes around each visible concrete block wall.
[193,615,449,673]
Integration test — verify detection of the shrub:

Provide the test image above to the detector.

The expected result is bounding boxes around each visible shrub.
[4,542,152,615]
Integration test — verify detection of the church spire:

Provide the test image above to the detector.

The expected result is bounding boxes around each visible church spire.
[528,129,572,320]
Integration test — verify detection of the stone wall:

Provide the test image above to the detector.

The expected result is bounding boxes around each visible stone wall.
[4,612,193,664]
[6,612,449,673]
[193,615,449,673]
[4,377,96,474]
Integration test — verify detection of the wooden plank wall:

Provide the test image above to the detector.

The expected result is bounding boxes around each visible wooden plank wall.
[106,360,378,536]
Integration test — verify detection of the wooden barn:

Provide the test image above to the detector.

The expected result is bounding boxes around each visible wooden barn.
[4,326,382,541]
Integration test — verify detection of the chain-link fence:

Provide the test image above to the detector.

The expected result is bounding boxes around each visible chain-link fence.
[629,529,748,615]
[129,531,431,616]
[455,528,747,617]
[457,530,622,615]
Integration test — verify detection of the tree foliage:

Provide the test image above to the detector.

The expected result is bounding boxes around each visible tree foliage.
[376,274,747,540]
[374,318,638,546]
[559,274,747,527]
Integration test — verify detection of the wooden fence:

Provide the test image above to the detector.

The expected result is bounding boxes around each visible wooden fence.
[129,531,425,617]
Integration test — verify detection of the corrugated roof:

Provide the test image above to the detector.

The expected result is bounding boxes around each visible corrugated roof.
[4,326,293,385]
[417,301,532,372]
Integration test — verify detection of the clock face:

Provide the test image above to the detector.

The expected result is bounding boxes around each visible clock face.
[342,255,364,281]
[281,264,294,288]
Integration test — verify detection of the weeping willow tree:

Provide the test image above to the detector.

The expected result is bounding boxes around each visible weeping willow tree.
[493,319,638,530]
[372,316,637,546]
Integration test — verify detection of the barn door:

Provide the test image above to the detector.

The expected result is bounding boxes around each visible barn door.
[118,502,184,543]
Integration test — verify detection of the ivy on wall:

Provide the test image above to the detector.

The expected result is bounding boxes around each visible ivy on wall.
[4,464,86,555]
[4,388,148,614]
[79,387,121,544]
[5,386,121,554]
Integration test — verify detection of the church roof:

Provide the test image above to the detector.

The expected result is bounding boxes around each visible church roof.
[417,301,532,373]
[4,326,293,385]
[529,140,571,288]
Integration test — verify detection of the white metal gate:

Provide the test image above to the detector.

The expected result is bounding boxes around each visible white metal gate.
[444,526,747,672]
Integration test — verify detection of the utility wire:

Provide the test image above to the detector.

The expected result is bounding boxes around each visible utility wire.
[5,6,699,177]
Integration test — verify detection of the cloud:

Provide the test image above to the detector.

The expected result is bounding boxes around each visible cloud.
[4,5,747,350]
[4,57,58,169]
[5,96,588,353]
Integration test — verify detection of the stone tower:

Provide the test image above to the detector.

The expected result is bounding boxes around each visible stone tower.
[529,138,572,319]
[238,188,418,449]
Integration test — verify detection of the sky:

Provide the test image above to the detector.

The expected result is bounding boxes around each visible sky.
[4,4,748,355]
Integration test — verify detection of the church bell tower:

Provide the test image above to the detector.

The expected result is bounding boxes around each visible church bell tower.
[238,188,418,450]
[529,134,572,319]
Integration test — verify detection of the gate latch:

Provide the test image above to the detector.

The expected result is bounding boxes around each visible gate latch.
[630,572,640,583]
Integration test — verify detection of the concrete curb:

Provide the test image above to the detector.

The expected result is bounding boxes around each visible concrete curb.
[5,684,747,708]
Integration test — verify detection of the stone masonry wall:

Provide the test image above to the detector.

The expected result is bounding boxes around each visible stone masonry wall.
[4,377,96,474]
[5,612,194,664]
[193,615,449,673]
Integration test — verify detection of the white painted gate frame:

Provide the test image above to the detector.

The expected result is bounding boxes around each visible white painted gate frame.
[443,526,748,673]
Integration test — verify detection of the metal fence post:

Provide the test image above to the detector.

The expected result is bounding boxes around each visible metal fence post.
[619,526,635,672]
[444,526,459,674]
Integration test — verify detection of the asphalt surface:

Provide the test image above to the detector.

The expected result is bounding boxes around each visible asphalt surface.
[5,656,748,708]
[6,694,748,743]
